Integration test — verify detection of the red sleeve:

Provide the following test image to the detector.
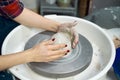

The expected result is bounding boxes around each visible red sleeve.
[0,0,24,19]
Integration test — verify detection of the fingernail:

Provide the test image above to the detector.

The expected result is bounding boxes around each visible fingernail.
[67,50,70,52]
[65,53,67,55]
[76,41,79,44]
[52,38,55,41]
[65,45,67,47]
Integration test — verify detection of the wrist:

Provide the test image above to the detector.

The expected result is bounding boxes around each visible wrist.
[22,49,34,63]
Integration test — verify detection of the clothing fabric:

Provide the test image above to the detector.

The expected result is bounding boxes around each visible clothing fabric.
[0,16,19,80]
[0,1,21,80]
[0,16,19,54]
[0,71,14,80]
[0,0,24,18]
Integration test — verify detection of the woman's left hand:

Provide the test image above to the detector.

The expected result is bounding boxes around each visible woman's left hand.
[57,21,79,48]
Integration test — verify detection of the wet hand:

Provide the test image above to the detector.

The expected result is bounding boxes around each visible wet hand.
[57,21,79,48]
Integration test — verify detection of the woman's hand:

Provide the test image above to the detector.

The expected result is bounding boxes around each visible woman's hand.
[26,39,69,62]
[57,21,79,48]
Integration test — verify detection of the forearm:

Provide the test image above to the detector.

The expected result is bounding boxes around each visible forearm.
[14,8,60,32]
[0,51,30,71]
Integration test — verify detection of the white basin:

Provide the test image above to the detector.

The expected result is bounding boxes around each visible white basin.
[2,15,115,80]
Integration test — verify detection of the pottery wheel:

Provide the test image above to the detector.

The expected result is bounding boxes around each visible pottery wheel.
[24,31,93,78]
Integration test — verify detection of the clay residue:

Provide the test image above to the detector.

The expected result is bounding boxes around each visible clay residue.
[113,37,120,48]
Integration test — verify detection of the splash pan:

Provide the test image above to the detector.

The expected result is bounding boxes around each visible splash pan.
[2,15,115,80]
[24,31,93,78]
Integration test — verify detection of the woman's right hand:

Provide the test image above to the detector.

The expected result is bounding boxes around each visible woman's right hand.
[25,39,69,62]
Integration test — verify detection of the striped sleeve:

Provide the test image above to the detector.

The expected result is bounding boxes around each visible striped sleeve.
[0,0,24,18]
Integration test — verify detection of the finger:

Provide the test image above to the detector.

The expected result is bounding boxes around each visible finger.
[65,21,78,28]
[42,38,55,45]
[47,53,65,62]
[70,21,78,27]
[48,49,68,56]
[72,32,79,48]
[48,44,67,50]
[58,21,78,30]
[47,50,70,61]
[60,23,72,28]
